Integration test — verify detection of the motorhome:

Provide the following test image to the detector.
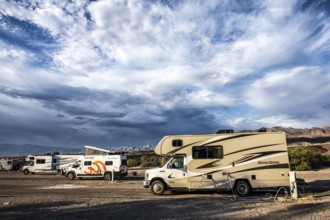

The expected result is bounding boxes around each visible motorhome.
[0,158,19,171]
[23,154,81,175]
[65,145,127,181]
[143,131,291,196]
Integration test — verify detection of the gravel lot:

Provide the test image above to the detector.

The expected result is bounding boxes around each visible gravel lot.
[0,168,329,220]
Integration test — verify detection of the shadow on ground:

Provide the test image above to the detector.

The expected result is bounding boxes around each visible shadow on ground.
[1,195,329,220]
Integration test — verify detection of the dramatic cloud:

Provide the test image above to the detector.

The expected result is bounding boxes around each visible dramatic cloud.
[0,0,329,147]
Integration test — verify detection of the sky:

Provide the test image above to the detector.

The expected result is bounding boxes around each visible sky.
[0,0,329,148]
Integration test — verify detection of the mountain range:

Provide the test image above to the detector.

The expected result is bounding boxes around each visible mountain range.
[1,126,330,157]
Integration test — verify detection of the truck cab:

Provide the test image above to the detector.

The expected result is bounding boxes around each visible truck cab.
[144,155,187,195]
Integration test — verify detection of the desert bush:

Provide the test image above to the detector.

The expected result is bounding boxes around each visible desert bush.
[140,155,162,167]
[127,158,139,167]
[288,146,330,171]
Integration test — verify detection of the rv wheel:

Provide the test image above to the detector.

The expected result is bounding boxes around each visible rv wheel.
[67,172,75,180]
[104,172,112,181]
[23,169,29,175]
[234,180,252,197]
[151,180,165,195]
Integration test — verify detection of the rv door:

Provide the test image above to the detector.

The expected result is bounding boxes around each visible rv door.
[165,156,187,188]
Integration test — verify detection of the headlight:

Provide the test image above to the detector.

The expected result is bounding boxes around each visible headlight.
[145,172,149,180]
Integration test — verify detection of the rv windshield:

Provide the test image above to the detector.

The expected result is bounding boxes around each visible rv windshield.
[162,156,172,167]
[72,160,81,168]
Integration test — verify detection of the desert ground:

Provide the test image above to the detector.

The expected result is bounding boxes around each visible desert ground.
[0,168,330,220]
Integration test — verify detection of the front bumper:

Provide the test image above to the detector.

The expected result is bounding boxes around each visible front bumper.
[143,180,150,188]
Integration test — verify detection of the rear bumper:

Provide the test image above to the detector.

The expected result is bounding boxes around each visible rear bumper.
[143,180,150,188]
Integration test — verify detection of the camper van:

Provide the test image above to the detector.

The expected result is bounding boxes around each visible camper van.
[0,158,20,171]
[23,154,81,175]
[66,155,128,180]
[143,131,291,196]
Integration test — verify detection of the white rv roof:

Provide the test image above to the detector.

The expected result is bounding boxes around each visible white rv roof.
[84,145,110,155]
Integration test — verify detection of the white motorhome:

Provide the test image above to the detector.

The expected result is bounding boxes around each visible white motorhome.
[65,145,128,180]
[144,131,291,196]
[23,154,81,175]
[66,155,128,180]
[0,158,20,171]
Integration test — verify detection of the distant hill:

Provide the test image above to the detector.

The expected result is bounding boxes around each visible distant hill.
[240,126,330,155]
[266,126,330,137]
[0,143,82,157]
[239,126,330,141]
[255,126,330,144]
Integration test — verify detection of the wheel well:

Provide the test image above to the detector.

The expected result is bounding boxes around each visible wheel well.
[67,171,76,177]
[234,179,252,189]
[150,178,167,189]
[104,171,112,176]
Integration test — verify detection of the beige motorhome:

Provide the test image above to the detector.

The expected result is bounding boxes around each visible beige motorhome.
[143,131,291,196]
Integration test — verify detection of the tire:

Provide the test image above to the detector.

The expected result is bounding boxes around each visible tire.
[150,180,166,195]
[234,180,252,197]
[67,172,75,180]
[23,169,29,175]
[104,172,112,181]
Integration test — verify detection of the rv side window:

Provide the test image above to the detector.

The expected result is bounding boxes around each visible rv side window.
[193,146,223,159]
[105,161,113,166]
[36,159,46,164]
[7,161,12,165]
[193,147,207,159]
[53,159,57,163]
[172,139,183,147]
[84,161,92,166]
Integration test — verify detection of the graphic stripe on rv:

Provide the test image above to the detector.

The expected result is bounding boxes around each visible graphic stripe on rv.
[231,151,287,165]
[167,141,200,154]
[224,144,283,156]
[195,151,287,170]
[202,134,257,146]
[194,163,290,177]
[229,163,290,174]
[196,160,221,169]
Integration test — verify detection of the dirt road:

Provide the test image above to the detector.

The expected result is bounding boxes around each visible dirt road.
[0,169,330,220]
